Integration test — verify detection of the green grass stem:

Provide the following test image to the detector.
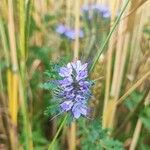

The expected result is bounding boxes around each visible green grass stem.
[90,0,130,72]
[48,115,68,150]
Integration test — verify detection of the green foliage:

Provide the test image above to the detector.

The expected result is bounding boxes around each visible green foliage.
[29,16,40,37]
[39,81,58,90]
[143,26,150,37]
[29,46,53,67]
[32,129,49,148]
[44,100,60,117]
[44,57,70,79]
[140,144,150,150]
[32,114,49,149]
[124,91,143,111]
[140,106,150,131]
[102,138,124,150]
[43,14,56,24]
[40,57,70,90]
[78,120,124,150]
[138,129,150,150]
[41,57,71,119]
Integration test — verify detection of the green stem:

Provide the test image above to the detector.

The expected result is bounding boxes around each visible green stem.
[48,115,68,150]
[0,18,10,67]
[90,0,130,72]
[84,28,96,60]
[19,0,33,149]
[25,0,34,56]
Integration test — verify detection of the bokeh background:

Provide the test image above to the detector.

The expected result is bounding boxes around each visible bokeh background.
[0,0,150,150]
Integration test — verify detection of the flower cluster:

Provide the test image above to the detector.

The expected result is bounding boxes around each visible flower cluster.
[81,3,111,19]
[53,60,93,119]
[56,24,84,40]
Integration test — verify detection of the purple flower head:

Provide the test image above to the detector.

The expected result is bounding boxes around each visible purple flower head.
[72,102,88,119]
[92,4,110,18]
[81,3,111,19]
[56,24,84,40]
[53,60,93,119]
[56,24,67,34]
[64,29,75,40]
[81,4,93,20]
[65,28,84,40]
[98,5,111,18]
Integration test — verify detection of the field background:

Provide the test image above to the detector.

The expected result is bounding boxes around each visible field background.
[0,0,150,150]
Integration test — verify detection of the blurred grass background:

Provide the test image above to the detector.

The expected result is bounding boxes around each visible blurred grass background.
[0,0,150,150]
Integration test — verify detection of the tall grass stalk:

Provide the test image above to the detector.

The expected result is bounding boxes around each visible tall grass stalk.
[107,1,130,128]
[19,80,32,150]
[66,0,71,26]
[89,0,130,72]
[0,18,9,68]
[25,0,34,52]
[69,0,80,150]
[129,119,142,150]
[73,0,80,59]
[110,15,129,100]
[102,39,114,128]
[128,2,143,82]
[109,0,120,18]
[19,0,33,149]
[7,0,19,149]
[8,0,18,72]
[102,0,121,128]
[117,70,150,105]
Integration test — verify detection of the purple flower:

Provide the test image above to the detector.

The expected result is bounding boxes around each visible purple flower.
[60,101,73,111]
[56,24,66,34]
[81,3,111,19]
[53,60,93,119]
[59,63,72,77]
[64,29,75,40]
[92,4,111,18]
[98,5,111,18]
[65,28,84,40]
[72,102,88,119]
[56,24,84,40]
